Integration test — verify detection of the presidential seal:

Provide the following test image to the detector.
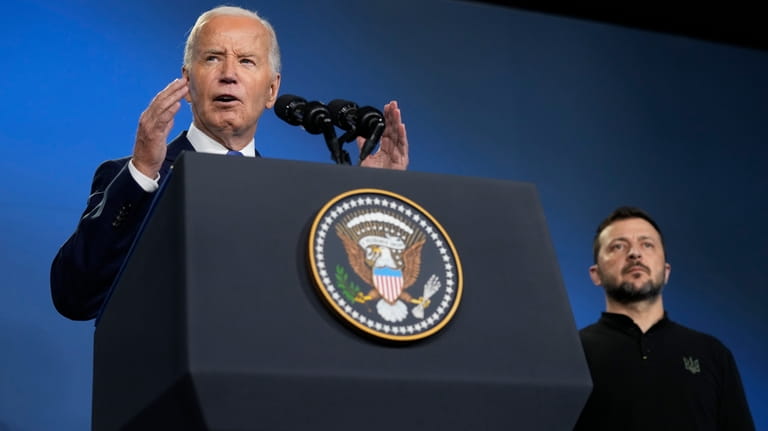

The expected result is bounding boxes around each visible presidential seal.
[308,188,462,341]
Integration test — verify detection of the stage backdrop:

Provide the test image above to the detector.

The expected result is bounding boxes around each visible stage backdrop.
[1,0,766,429]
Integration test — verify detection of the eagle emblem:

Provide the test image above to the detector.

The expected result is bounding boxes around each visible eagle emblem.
[308,189,462,341]
[336,211,428,322]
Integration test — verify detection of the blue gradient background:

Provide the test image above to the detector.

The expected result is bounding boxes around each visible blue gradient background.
[1,1,766,429]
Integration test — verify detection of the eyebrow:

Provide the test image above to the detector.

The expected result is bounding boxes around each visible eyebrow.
[608,235,657,244]
[201,49,258,57]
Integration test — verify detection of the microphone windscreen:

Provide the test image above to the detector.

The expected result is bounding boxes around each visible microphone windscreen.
[328,99,358,131]
[356,106,384,136]
[302,101,331,135]
[274,94,306,126]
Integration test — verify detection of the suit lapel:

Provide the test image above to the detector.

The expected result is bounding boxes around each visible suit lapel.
[159,131,195,178]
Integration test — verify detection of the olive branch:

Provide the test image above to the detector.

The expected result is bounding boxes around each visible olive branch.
[335,264,362,302]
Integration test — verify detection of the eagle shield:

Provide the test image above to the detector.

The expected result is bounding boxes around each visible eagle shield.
[373,267,404,303]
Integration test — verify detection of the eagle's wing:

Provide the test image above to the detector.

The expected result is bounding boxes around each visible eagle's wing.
[336,230,373,286]
[401,239,426,290]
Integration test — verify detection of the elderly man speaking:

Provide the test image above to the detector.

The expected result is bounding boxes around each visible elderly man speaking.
[50,6,409,321]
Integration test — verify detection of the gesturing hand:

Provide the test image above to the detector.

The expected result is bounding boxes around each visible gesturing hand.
[132,78,189,178]
[359,101,409,170]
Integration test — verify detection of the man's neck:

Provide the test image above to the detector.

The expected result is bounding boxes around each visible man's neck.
[187,122,256,156]
[605,296,665,333]
[192,120,255,151]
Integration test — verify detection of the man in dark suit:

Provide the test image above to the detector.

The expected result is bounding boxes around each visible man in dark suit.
[50,6,409,320]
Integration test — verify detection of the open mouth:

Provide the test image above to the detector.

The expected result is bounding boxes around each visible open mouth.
[214,95,239,103]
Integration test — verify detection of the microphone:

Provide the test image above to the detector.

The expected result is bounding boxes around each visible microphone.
[355,106,385,162]
[275,94,334,135]
[274,94,307,126]
[327,99,360,145]
[328,99,385,162]
[355,106,384,139]
[327,99,359,131]
[300,101,333,135]
[276,94,387,166]
[301,101,346,164]
[275,95,347,164]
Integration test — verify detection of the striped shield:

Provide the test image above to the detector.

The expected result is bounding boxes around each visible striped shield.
[373,267,404,304]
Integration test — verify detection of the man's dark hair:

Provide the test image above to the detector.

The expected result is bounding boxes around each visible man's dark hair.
[592,206,664,263]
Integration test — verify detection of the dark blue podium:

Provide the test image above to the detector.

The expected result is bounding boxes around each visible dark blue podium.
[92,152,591,430]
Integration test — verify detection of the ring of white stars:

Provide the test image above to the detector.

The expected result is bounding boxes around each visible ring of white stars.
[313,193,458,337]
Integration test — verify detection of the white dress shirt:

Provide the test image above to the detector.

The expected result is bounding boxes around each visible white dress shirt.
[128,122,256,192]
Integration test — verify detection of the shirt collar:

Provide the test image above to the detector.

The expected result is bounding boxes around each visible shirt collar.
[187,122,257,157]
[599,311,671,335]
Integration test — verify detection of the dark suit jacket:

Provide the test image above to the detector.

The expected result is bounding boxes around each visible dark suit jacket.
[50,133,194,320]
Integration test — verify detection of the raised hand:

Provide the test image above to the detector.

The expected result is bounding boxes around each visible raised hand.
[132,78,189,178]
[359,101,409,170]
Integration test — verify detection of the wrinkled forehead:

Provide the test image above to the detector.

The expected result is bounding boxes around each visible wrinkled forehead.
[600,218,662,244]
[196,15,270,53]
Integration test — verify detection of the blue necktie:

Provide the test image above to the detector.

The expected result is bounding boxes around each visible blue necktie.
[226,150,244,156]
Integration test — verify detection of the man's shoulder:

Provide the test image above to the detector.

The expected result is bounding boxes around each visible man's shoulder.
[95,155,131,169]
[89,156,131,186]
[578,320,619,345]
[579,321,603,335]
[664,319,731,352]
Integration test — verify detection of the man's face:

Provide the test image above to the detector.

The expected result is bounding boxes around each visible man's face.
[589,218,671,304]
[183,15,280,145]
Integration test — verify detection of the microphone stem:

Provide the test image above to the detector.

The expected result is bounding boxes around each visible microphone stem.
[321,119,349,165]
[357,122,385,165]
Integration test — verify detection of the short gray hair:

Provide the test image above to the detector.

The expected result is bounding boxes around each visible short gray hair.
[183,6,281,76]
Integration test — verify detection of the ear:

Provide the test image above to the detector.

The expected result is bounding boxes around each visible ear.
[181,66,192,103]
[589,264,602,286]
[265,73,282,109]
[663,262,671,284]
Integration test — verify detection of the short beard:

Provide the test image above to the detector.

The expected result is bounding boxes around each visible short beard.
[602,278,664,305]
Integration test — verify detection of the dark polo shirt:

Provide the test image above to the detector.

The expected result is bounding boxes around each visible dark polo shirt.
[574,312,754,431]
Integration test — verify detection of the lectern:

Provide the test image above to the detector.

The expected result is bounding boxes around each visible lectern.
[92,152,591,430]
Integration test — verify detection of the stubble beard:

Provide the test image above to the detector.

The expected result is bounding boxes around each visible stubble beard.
[600,270,665,305]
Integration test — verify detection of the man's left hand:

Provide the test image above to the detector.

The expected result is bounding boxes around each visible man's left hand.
[359,101,409,170]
